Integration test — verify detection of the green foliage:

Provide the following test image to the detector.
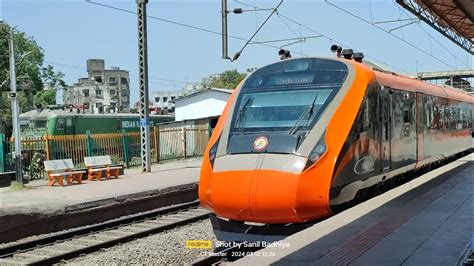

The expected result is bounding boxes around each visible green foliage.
[27,152,46,180]
[33,90,56,107]
[0,22,66,136]
[207,69,248,90]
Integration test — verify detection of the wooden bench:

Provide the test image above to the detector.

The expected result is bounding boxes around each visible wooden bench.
[84,156,122,181]
[44,159,86,187]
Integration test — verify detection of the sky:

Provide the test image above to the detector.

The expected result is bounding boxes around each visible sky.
[3,0,472,105]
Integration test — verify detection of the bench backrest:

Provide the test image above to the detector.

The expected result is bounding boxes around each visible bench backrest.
[84,156,112,167]
[44,159,75,171]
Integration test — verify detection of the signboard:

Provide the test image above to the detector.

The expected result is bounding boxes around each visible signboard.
[122,120,154,129]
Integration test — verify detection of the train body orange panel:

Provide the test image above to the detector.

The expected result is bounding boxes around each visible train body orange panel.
[198,84,241,209]
[210,170,299,223]
[198,56,472,242]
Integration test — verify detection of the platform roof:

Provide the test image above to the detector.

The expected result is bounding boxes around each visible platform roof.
[396,0,473,54]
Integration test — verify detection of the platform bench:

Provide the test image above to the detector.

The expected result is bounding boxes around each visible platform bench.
[44,159,86,187]
[84,156,122,181]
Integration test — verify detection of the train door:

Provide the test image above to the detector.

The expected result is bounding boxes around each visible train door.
[380,92,391,171]
[416,92,424,164]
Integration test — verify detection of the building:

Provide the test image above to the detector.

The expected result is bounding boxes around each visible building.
[63,59,130,113]
[152,91,183,114]
[173,88,232,121]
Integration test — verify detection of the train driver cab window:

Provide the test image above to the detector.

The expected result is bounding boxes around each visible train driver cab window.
[34,119,47,129]
[56,119,65,130]
[20,119,29,132]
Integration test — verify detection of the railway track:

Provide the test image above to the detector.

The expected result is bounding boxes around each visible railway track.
[0,201,209,265]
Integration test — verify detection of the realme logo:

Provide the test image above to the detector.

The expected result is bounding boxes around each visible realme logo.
[185,240,212,249]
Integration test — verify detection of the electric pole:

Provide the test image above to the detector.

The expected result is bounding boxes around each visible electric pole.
[137,0,151,172]
[9,32,23,184]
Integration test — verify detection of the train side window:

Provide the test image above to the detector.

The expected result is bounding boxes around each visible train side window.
[469,110,473,128]
[438,106,444,130]
[433,105,441,130]
[403,109,410,124]
[445,107,451,130]
[56,119,65,130]
[359,99,370,132]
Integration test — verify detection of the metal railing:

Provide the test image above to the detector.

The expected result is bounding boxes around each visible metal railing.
[0,126,209,180]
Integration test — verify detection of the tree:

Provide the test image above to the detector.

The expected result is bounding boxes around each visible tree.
[208,69,248,90]
[0,22,66,136]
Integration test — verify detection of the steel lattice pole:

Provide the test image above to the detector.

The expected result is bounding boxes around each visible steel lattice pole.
[137,0,151,172]
[9,32,23,184]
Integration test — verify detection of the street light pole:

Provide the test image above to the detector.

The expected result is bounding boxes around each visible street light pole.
[9,32,23,184]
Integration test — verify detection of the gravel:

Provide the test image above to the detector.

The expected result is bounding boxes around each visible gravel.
[0,203,195,250]
[64,219,216,265]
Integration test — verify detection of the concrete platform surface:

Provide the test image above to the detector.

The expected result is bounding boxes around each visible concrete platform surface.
[0,158,202,216]
[237,154,473,266]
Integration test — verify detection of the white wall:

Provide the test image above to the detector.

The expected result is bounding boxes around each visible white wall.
[175,90,230,121]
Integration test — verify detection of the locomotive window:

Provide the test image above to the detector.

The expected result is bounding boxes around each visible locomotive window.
[56,119,65,130]
[20,120,29,131]
[34,119,47,129]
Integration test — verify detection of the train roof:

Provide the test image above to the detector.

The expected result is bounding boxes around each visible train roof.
[335,57,474,104]
[373,69,474,103]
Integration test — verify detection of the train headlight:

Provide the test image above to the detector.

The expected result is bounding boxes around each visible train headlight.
[305,130,327,169]
[208,135,221,168]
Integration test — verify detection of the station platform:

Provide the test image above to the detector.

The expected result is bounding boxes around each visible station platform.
[0,158,202,243]
[237,154,473,265]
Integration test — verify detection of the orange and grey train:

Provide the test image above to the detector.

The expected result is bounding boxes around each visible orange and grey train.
[198,56,473,241]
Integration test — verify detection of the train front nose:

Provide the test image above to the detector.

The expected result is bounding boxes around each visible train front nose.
[207,154,310,223]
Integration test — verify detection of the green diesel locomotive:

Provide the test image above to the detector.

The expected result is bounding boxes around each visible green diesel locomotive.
[19,109,174,137]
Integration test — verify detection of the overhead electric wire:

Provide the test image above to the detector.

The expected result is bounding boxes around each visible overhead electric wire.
[324,0,458,70]
[391,0,469,68]
[84,0,308,57]
[44,61,189,89]
[234,0,413,75]
[231,0,284,61]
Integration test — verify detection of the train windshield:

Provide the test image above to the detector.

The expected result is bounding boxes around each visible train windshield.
[231,58,348,133]
[20,120,29,131]
[34,119,48,129]
[233,88,334,132]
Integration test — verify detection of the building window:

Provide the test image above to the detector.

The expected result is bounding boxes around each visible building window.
[171,96,176,100]
[96,89,102,96]
[155,97,160,103]
[83,89,89,97]
[109,77,117,84]
[110,90,116,95]
[94,76,103,83]
[163,97,168,102]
